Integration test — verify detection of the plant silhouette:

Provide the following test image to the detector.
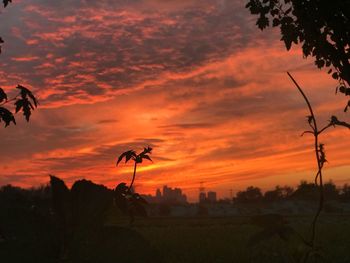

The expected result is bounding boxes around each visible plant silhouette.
[0,85,38,127]
[115,147,153,224]
[247,74,349,262]
[246,0,350,112]
[0,2,38,127]
[116,146,153,192]
[48,176,158,262]
[288,72,349,262]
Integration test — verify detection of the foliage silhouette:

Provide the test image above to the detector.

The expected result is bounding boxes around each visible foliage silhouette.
[49,176,158,262]
[264,185,294,202]
[247,74,349,262]
[287,72,349,262]
[0,85,38,127]
[339,184,350,202]
[235,186,263,203]
[115,147,152,224]
[116,146,153,192]
[3,0,11,8]
[0,2,38,127]
[246,0,350,111]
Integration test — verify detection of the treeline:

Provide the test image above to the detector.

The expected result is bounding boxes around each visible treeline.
[0,177,156,263]
[234,181,350,203]
[2,180,350,205]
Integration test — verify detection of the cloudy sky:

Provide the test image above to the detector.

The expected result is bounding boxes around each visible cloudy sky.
[0,0,349,201]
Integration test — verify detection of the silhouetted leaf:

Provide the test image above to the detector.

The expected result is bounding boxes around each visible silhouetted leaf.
[116,150,136,165]
[142,154,152,162]
[332,72,339,80]
[14,99,23,113]
[125,151,136,163]
[16,85,38,107]
[344,104,349,113]
[135,155,143,163]
[0,107,16,127]
[0,88,7,103]
[15,98,32,121]
[0,37,3,53]
[138,146,153,162]
[256,15,269,30]
[3,0,11,7]
[272,18,280,26]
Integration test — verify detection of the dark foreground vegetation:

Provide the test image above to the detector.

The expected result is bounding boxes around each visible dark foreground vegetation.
[0,177,156,263]
[1,178,350,263]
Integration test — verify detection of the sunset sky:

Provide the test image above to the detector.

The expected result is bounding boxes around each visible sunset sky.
[0,0,349,201]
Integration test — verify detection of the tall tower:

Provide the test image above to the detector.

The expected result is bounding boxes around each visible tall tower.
[199,182,206,203]
[199,182,205,194]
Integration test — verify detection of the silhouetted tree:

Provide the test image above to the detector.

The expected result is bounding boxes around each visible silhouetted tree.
[235,186,263,203]
[292,180,318,200]
[339,184,350,202]
[264,186,283,202]
[280,185,294,198]
[323,180,339,200]
[246,0,350,111]
[48,176,158,262]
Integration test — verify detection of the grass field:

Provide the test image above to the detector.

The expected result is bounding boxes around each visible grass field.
[114,215,350,263]
[2,211,350,262]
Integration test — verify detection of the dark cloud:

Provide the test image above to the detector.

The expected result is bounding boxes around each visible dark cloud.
[158,123,216,129]
[35,138,164,172]
[0,0,255,105]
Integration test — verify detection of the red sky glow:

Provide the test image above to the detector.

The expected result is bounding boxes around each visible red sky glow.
[0,0,349,201]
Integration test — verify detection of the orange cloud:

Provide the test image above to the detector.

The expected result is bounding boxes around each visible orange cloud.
[0,0,349,202]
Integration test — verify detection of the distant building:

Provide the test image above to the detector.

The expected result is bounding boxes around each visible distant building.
[207,191,217,203]
[156,189,162,200]
[199,192,206,203]
[162,186,187,204]
[142,185,187,204]
[199,191,218,203]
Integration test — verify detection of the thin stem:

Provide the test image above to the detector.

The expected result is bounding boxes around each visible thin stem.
[0,97,17,107]
[128,161,137,193]
[287,72,324,248]
[287,72,316,124]
[301,131,314,136]
[318,124,333,135]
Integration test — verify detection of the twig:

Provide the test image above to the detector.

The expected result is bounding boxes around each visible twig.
[287,72,324,250]
[0,97,17,107]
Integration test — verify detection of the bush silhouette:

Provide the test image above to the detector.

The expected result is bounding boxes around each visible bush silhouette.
[49,176,160,263]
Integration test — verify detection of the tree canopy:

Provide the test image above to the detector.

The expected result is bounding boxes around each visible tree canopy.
[246,0,350,110]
